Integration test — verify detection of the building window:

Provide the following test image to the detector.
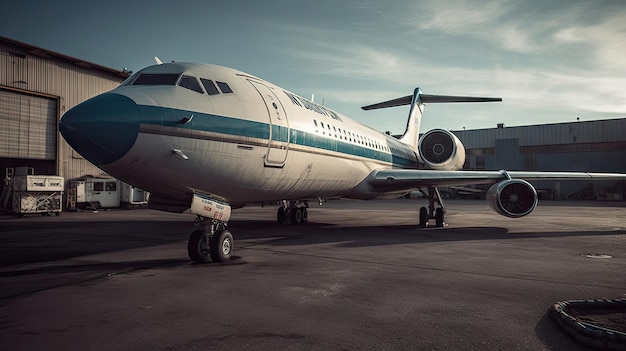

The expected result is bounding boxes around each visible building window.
[105,181,117,191]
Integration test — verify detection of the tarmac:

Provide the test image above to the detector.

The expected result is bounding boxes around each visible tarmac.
[1,199,625,350]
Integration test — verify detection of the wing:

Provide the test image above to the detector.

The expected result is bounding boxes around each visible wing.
[368,169,626,193]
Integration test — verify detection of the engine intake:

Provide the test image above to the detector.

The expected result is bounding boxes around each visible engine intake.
[486,179,538,218]
[418,129,466,170]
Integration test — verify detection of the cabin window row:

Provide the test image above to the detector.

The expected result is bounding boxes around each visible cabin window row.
[313,119,391,153]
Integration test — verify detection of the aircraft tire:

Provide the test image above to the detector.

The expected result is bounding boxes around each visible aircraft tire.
[188,229,210,263]
[419,207,428,227]
[301,207,308,223]
[210,230,233,262]
[292,207,303,225]
[277,206,288,224]
[435,208,444,227]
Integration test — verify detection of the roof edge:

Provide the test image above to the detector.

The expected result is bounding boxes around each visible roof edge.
[0,36,131,78]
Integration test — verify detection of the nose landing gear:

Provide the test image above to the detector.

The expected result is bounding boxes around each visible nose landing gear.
[188,219,233,263]
[188,194,233,263]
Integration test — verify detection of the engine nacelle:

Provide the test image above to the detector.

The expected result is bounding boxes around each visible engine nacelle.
[418,129,466,170]
[486,179,538,218]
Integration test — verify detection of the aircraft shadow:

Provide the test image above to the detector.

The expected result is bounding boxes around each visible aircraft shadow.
[230,219,626,249]
[0,219,191,267]
[1,215,624,267]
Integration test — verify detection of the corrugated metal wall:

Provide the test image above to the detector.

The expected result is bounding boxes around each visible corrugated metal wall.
[0,40,126,183]
[453,119,626,198]
[455,119,626,147]
[0,90,56,159]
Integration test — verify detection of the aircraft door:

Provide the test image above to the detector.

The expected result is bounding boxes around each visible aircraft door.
[248,81,290,168]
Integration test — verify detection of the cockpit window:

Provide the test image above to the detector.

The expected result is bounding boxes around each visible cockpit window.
[200,78,220,95]
[132,73,180,85]
[216,81,233,94]
[178,75,204,93]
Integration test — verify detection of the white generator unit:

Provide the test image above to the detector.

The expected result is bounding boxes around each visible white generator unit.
[120,182,149,208]
[12,175,64,217]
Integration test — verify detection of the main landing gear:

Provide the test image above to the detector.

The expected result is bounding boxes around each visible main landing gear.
[188,217,233,263]
[277,200,308,225]
[418,186,446,228]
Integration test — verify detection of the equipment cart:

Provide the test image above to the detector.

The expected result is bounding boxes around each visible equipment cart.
[12,175,64,217]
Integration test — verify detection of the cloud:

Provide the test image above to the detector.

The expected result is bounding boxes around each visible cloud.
[553,11,626,71]
[263,0,626,133]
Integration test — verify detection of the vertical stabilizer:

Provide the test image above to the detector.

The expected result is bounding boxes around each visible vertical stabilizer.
[399,88,424,150]
[361,88,424,151]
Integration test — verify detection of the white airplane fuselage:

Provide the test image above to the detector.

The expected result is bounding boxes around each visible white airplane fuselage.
[61,62,419,206]
[61,61,626,262]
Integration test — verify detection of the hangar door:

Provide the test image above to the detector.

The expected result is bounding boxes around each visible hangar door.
[0,90,57,160]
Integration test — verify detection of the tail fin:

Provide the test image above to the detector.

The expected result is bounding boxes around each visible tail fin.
[362,88,501,150]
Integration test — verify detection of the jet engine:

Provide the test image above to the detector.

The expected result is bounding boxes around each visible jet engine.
[486,179,538,218]
[418,129,466,170]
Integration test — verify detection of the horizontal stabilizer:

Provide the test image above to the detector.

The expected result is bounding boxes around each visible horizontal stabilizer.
[362,93,501,110]
[421,94,502,103]
[362,95,412,110]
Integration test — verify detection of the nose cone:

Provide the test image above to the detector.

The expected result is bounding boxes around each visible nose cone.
[60,93,140,166]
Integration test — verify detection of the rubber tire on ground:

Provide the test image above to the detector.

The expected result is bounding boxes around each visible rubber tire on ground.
[301,207,308,223]
[210,230,233,262]
[291,207,303,224]
[188,229,210,263]
[277,206,286,224]
[419,207,428,227]
[435,207,444,227]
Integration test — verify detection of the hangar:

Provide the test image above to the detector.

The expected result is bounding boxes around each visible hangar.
[0,36,130,209]
[453,119,626,200]
[1,36,624,209]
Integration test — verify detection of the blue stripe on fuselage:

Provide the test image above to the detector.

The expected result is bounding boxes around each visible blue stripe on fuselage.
[138,104,418,168]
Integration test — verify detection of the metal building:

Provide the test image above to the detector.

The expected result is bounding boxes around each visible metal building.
[0,36,129,192]
[454,119,626,199]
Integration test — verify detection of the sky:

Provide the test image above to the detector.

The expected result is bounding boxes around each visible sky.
[2,0,626,134]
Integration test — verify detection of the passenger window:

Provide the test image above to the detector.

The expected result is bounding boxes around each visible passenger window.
[216,81,233,94]
[200,78,220,95]
[179,75,204,93]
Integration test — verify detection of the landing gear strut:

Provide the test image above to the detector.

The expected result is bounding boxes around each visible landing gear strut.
[188,217,233,263]
[418,186,446,227]
[277,200,308,225]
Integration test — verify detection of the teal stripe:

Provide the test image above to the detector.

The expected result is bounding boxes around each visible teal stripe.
[138,105,418,168]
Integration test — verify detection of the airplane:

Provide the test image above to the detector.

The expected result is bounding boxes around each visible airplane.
[59,61,626,263]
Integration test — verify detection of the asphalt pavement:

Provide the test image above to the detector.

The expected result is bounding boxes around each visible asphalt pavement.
[1,199,625,350]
